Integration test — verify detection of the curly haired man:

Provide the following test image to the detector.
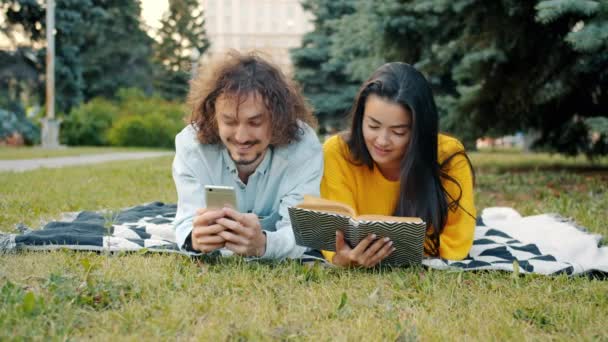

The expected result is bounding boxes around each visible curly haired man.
[172,52,322,259]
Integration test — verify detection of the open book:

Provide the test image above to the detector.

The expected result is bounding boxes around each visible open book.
[288,196,427,266]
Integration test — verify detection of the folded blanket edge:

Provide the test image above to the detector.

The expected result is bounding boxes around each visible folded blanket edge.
[0,234,16,251]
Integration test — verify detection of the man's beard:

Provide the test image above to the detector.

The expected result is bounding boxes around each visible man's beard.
[231,151,263,165]
[228,139,263,166]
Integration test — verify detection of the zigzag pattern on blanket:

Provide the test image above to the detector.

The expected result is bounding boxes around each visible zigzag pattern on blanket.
[422,223,576,275]
[100,203,179,252]
[4,202,180,253]
[2,203,606,276]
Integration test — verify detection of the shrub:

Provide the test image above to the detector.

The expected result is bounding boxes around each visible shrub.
[0,108,40,145]
[585,117,608,159]
[60,98,118,146]
[116,89,185,122]
[107,113,182,148]
[105,88,186,148]
[60,88,186,148]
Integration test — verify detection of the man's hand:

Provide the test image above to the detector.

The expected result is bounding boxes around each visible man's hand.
[191,208,227,253]
[216,207,267,257]
[331,230,395,268]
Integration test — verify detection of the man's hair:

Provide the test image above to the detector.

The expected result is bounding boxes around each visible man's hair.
[187,51,316,145]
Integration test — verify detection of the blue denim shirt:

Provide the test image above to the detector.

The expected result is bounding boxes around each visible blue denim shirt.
[172,122,323,259]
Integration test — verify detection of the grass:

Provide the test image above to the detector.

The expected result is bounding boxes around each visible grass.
[469,151,608,240]
[1,151,607,340]
[0,157,176,229]
[470,150,608,174]
[0,146,171,160]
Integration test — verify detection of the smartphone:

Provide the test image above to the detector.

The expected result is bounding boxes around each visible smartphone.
[205,185,237,209]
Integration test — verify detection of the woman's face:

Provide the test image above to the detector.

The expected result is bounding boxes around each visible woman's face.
[362,94,412,174]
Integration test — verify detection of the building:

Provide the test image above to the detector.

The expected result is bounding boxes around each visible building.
[200,0,314,74]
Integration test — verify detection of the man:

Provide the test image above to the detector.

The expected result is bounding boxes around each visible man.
[172,52,323,259]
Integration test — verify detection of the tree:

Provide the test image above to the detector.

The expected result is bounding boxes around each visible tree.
[1,0,155,113]
[0,47,41,144]
[327,1,393,84]
[79,0,155,101]
[0,47,43,110]
[403,0,608,156]
[321,0,607,156]
[153,0,210,100]
[290,0,360,132]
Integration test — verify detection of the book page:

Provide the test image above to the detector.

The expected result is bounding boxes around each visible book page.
[297,195,356,217]
[355,214,423,223]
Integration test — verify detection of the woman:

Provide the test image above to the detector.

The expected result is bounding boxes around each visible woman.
[321,63,476,267]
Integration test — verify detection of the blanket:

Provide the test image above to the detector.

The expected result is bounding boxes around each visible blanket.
[1,202,606,276]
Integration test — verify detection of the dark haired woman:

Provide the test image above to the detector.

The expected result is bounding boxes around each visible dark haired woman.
[321,63,476,267]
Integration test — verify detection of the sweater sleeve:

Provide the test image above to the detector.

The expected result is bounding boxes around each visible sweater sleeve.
[319,136,357,262]
[438,149,476,260]
[320,136,358,208]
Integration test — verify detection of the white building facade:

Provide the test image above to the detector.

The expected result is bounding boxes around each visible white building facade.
[201,0,314,74]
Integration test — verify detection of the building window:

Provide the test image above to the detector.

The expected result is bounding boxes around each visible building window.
[206,16,216,33]
[224,15,231,32]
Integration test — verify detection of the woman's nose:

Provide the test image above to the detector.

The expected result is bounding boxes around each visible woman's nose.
[376,131,390,146]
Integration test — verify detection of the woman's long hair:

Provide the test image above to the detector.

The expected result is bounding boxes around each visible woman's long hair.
[346,62,473,256]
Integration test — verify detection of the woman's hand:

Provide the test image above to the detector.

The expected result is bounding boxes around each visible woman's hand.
[331,230,395,268]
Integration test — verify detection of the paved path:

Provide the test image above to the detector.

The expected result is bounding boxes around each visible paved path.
[0,152,174,172]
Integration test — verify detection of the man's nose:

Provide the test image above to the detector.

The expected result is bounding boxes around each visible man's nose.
[233,124,250,143]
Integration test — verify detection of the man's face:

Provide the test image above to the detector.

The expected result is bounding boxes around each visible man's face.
[215,92,272,168]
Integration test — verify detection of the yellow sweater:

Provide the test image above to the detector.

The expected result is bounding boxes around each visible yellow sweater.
[320,134,476,261]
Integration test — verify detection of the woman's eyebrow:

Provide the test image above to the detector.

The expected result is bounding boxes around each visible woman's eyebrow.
[367,116,382,125]
[367,115,410,128]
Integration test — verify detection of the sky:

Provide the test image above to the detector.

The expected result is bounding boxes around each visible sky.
[141,0,169,31]
[0,1,169,48]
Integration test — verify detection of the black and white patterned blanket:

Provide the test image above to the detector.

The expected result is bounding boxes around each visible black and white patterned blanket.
[1,202,606,276]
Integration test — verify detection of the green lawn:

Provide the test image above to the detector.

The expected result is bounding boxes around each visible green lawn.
[1,152,607,340]
[0,146,171,160]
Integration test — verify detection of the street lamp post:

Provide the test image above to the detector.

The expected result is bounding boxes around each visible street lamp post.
[42,0,60,148]
[190,47,200,79]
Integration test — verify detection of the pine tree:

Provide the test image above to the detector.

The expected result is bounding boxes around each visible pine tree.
[153,0,210,100]
[290,0,359,132]
[2,0,156,113]
[329,0,608,156]
[80,0,155,100]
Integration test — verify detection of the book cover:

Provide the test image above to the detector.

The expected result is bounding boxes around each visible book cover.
[288,196,427,266]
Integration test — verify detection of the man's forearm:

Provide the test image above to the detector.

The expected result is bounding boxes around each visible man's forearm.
[261,222,306,259]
